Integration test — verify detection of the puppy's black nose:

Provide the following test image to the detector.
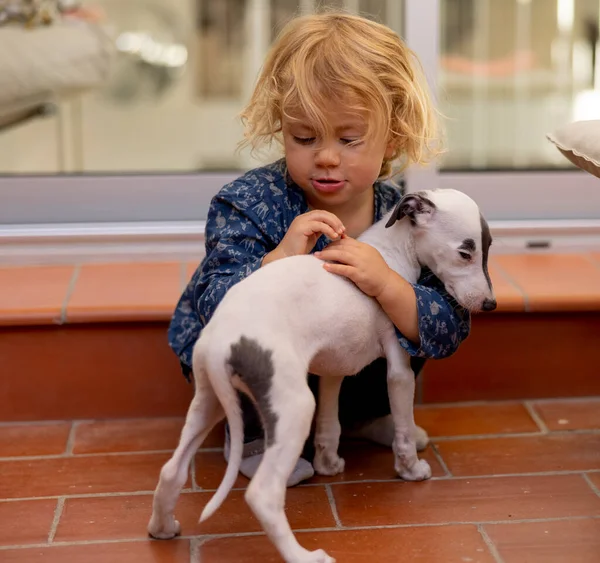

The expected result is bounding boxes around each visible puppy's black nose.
[482,298,497,312]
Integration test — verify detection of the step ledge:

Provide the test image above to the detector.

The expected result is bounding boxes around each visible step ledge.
[1,252,600,327]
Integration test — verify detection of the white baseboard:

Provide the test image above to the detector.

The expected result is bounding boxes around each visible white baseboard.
[1,219,600,265]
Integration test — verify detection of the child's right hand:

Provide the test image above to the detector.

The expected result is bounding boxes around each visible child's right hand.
[262,210,345,266]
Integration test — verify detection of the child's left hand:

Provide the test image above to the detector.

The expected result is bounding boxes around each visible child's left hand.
[314,236,393,298]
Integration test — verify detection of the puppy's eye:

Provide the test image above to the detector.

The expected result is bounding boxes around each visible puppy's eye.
[458,251,471,260]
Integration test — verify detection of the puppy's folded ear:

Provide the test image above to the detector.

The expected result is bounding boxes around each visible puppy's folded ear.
[385,192,437,228]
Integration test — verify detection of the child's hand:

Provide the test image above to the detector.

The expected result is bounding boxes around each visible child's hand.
[314,237,393,298]
[265,210,345,265]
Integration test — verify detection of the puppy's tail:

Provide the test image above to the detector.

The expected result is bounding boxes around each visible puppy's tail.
[198,348,244,523]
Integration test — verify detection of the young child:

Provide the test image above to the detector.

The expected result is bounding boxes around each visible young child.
[168,11,471,486]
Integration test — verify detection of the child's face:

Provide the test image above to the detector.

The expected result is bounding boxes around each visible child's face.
[282,103,393,211]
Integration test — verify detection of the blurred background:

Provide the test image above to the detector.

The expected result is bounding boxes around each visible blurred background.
[0,0,599,247]
[1,0,599,174]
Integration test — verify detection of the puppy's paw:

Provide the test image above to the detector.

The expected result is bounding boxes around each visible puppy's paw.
[147,514,181,540]
[313,449,345,476]
[397,458,432,482]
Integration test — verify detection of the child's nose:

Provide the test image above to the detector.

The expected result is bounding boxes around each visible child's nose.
[314,144,341,167]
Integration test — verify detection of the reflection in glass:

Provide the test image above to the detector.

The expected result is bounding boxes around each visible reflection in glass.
[196,0,245,99]
[0,0,397,174]
[439,0,600,170]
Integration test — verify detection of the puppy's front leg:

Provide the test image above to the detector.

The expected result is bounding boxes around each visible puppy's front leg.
[313,376,345,476]
[383,338,431,482]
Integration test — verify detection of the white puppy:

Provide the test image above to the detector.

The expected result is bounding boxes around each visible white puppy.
[148,189,496,563]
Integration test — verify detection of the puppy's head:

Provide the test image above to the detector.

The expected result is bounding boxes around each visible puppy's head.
[386,189,496,313]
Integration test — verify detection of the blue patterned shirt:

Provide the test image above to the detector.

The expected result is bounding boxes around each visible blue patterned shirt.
[168,158,470,374]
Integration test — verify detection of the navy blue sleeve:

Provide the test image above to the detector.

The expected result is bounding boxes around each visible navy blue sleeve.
[193,196,273,324]
[394,269,471,359]
[168,187,276,367]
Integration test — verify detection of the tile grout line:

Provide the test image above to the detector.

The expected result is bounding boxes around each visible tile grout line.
[1,536,194,551]
[523,401,549,434]
[0,420,81,428]
[430,443,453,477]
[3,470,600,503]
[325,484,343,528]
[415,396,600,409]
[47,497,65,544]
[4,428,600,463]
[0,488,196,503]
[518,396,600,406]
[189,537,199,563]
[0,416,184,427]
[488,258,530,312]
[477,524,505,563]
[0,447,224,462]
[191,537,215,562]
[0,397,595,428]
[58,264,81,324]
[323,468,600,487]
[430,428,600,442]
[64,422,78,456]
[582,473,600,498]
[3,516,599,551]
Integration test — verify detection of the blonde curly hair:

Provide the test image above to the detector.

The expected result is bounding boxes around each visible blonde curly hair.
[238,10,443,178]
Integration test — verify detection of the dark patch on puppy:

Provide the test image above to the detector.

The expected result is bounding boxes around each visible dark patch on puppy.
[459,238,476,253]
[228,336,278,447]
[480,214,493,290]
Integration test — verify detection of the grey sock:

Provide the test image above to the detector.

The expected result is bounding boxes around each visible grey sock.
[239,454,315,487]
[224,431,314,487]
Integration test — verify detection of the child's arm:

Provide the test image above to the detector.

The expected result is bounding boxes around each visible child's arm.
[194,198,272,321]
[169,189,275,366]
[383,269,471,359]
[315,238,470,360]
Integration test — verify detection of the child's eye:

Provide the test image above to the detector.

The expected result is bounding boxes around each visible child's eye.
[293,136,315,145]
[340,138,362,145]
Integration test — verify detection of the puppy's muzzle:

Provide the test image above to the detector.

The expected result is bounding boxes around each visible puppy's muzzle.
[482,298,497,312]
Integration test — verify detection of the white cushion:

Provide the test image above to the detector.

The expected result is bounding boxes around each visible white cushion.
[547,120,600,179]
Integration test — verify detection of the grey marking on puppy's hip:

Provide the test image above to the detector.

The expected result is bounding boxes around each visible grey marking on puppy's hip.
[228,336,278,447]
[480,214,493,290]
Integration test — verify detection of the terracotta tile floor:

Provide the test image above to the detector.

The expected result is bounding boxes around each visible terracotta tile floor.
[0,398,599,562]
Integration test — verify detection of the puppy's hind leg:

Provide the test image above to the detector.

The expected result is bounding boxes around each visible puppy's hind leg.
[148,365,224,540]
[245,371,335,563]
